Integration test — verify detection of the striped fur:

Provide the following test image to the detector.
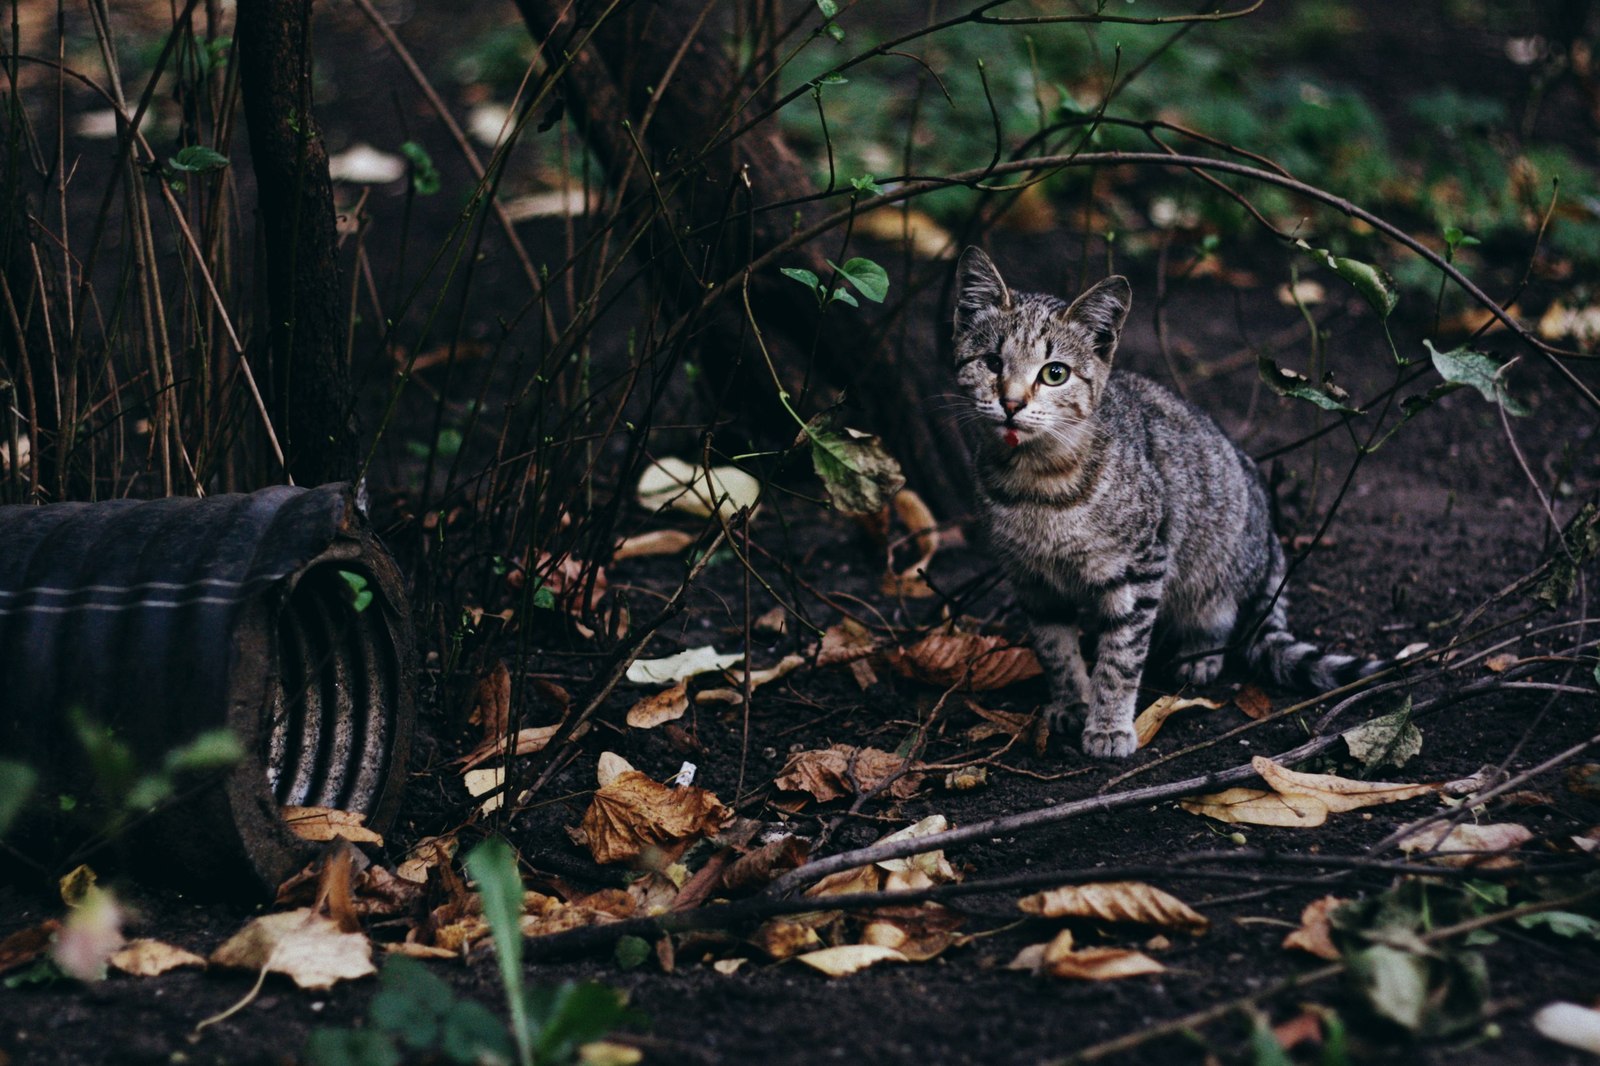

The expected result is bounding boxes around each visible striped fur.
[952,248,1382,759]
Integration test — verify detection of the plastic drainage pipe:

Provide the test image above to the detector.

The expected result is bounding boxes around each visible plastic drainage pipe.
[0,484,415,893]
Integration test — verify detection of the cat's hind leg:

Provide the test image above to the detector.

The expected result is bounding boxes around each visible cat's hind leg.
[1170,594,1237,686]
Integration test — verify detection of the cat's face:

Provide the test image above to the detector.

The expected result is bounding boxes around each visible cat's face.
[951,248,1130,454]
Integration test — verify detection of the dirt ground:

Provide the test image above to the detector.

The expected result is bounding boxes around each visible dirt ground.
[3,2,1600,1064]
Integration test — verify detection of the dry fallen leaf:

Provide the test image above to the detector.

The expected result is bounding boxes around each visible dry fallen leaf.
[597,751,636,787]
[459,724,564,771]
[396,835,457,884]
[612,528,696,561]
[0,920,58,976]
[1008,929,1165,980]
[463,767,506,815]
[625,682,690,729]
[1252,756,1439,813]
[1396,822,1533,867]
[1179,787,1330,828]
[873,815,959,883]
[110,938,207,977]
[803,864,882,899]
[712,958,748,975]
[816,619,879,667]
[774,744,924,803]
[1483,653,1519,673]
[468,660,511,739]
[751,919,824,959]
[1018,882,1209,934]
[796,944,908,977]
[626,646,743,685]
[1133,695,1225,747]
[965,703,1036,743]
[754,606,788,635]
[210,909,376,990]
[1282,896,1347,960]
[1234,684,1274,720]
[636,457,761,521]
[577,770,732,865]
[281,806,385,845]
[888,631,1043,691]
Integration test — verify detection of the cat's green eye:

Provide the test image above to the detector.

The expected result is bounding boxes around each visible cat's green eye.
[1039,362,1071,386]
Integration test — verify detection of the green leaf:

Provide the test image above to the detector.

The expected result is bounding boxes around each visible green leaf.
[1349,945,1429,1032]
[1341,699,1421,770]
[1257,355,1359,413]
[613,935,651,971]
[804,413,906,515]
[818,72,848,85]
[305,1028,402,1066]
[531,582,557,610]
[337,570,374,613]
[525,982,635,1063]
[1423,340,1530,416]
[780,267,820,292]
[829,287,859,308]
[849,173,883,195]
[168,145,229,174]
[828,257,889,303]
[825,21,845,42]
[440,998,514,1064]
[815,0,839,15]
[464,838,532,1066]
[1515,910,1600,940]
[0,759,36,838]
[162,729,245,776]
[400,140,441,196]
[1297,240,1398,319]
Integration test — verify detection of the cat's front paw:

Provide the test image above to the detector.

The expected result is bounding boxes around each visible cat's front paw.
[1173,654,1224,686]
[1043,700,1087,735]
[1080,724,1138,760]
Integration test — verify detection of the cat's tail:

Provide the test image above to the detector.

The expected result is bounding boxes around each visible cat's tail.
[1243,588,1388,692]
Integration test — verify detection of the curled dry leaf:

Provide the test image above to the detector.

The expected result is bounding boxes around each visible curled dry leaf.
[874,815,959,882]
[1252,756,1439,813]
[1008,929,1164,980]
[721,835,810,894]
[1180,787,1330,828]
[1133,695,1225,747]
[804,864,882,899]
[636,456,761,521]
[626,682,689,729]
[0,920,59,976]
[1396,822,1533,868]
[965,703,1036,743]
[281,806,385,845]
[1484,653,1519,673]
[751,919,824,959]
[879,489,941,599]
[577,771,732,865]
[468,660,511,739]
[816,619,879,667]
[626,645,743,685]
[612,528,696,561]
[396,835,456,884]
[713,957,748,975]
[774,744,924,803]
[796,944,908,977]
[888,631,1042,691]
[109,938,207,977]
[1018,882,1209,934]
[459,724,564,771]
[209,909,375,991]
[1282,896,1347,960]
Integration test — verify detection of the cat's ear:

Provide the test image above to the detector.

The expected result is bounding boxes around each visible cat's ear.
[1063,275,1131,362]
[955,247,1011,329]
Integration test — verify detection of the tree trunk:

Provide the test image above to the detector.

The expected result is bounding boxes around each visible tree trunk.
[235,0,355,487]
[512,0,972,516]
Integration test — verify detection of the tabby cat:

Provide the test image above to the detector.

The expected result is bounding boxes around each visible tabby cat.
[951,248,1383,759]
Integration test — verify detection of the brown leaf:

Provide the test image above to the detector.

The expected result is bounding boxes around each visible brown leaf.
[210,909,375,990]
[1252,756,1439,813]
[1010,929,1165,980]
[1484,653,1519,673]
[468,660,511,739]
[721,836,811,894]
[1133,695,1225,747]
[396,835,457,885]
[965,702,1037,743]
[0,920,59,976]
[817,619,879,667]
[803,864,882,898]
[774,744,924,803]
[1234,683,1274,720]
[751,918,824,959]
[1272,1009,1327,1052]
[577,771,732,865]
[109,939,207,977]
[612,528,696,561]
[888,631,1042,691]
[1282,896,1346,960]
[1179,787,1330,828]
[625,682,689,729]
[754,606,788,635]
[459,724,565,771]
[1018,882,1209,934]
[1396,822,1532,867]
[281,806,385,846]
[797,944,908,976]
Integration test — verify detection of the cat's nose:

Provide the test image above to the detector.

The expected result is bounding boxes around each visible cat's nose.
[1001,399,1024,419]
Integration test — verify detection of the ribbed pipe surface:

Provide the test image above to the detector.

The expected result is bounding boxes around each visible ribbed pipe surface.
[0,484,414,892]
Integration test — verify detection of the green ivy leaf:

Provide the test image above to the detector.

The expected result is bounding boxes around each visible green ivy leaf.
[337,570,374,613]
[531,582,556,610]
[1297,240,1398,319]
[804,413,906,515]
[1341,699,1421,770]
[168,145,229,174]
[1423,340,1530,416]
[1515,911,1600,940]
[828,257,889,303]
[1257,355,1359,413]
[399,140,441,196]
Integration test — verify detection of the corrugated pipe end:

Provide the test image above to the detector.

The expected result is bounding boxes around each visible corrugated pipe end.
[0,484,415,895]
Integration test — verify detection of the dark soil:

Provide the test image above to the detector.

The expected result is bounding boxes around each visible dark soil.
[4,2,1600,1064]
